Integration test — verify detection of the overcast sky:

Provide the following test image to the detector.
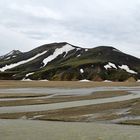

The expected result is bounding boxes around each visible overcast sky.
[0,0,140,58]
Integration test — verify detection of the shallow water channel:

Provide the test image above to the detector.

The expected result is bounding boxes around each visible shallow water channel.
[0,86,140,140]
[0,86,140,95]
[0,86,139,113]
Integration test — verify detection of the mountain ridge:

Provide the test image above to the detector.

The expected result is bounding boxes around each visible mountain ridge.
[0,42,140,81]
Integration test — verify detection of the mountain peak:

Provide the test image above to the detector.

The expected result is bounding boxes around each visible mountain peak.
[32,42,73,53]
[0,42,139,81]
[0,50,22,60]
[94,46,120,51]
[7,50,22,56]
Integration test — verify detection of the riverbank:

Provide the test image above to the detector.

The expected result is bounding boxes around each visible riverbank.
[0,80,140,88]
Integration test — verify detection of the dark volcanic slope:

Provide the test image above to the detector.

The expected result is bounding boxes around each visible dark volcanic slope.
[0,42,140,81]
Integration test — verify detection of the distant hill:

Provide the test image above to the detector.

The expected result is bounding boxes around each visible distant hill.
[0,42,140,81]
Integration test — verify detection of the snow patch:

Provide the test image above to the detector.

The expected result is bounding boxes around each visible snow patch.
[85,49,88,52]
[22,78,32,81]
[5,55,16,60]
[104,64,111,69]
[22,72,34,81]
[25,72,34,77]
[80,69,84,73]
[76,48,81,51]
[8,50,17,56]
[43,44,74,66]
[108,62,117,69]
[77,54,81,57]
[104,62,117,69]
[5,57,11,60]
[0,51,47,72]
[40,80,49,81]
[103,80,112,82]
[113,49,122,53]
[79,79,90,82]
[119,65,137,74]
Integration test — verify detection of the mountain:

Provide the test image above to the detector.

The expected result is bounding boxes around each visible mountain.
[0,42,140,81]
[0,50,22,60]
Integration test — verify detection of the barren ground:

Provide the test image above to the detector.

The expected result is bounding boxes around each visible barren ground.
[0,81,140,140]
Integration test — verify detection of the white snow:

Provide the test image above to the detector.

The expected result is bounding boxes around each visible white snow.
[79,79,90,82]
[25,72,34,77]
[104,80,112,82]
[76,48,81,51]
[85,49,88,52]
[0,51,47,72]
[80,69,84,73]
[104,62,117,69]
[21,78,32,81]
[77,54,81,57]
[5,55,16,60]
[40,80,49,81]
[104,63,137,74]
[22,72,34,81]
[104,64,111,69]
[119,65,137,74]
[43,44,74,66]
[108,62,117,69]
[113,49,122,53]
[5,57,11,60]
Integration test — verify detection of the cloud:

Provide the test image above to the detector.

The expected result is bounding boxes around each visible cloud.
[9,3,62,20]
[0,0,140,58]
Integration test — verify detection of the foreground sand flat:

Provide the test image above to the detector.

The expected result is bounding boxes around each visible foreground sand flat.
[0,119,140,140]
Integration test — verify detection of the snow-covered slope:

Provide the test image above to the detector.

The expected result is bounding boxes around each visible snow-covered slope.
[0,51,47,72]
[104,62,117,69]
[118,65,137,74]
[104,62,137,74]
[43,44,74,66]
